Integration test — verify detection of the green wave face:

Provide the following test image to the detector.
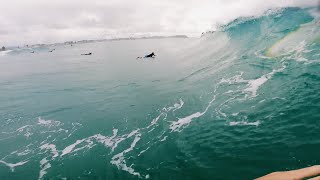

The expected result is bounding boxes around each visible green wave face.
[220,7,317,58]
[267,20,320,57]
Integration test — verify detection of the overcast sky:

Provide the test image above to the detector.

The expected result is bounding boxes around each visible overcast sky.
[0,0,317,46]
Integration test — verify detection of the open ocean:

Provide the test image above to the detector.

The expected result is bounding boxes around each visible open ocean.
[0,7,320,180]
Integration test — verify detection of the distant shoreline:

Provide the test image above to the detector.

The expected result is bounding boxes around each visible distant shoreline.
[7,35,189,49]
[55,35,189,46]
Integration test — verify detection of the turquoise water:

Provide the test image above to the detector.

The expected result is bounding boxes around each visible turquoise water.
[1,7,320,180]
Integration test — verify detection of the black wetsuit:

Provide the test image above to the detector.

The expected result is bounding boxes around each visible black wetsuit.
[145,52,155,58]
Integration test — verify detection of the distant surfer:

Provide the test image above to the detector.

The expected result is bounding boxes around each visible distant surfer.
[81,52,92,55]
[145,52,155,58]
[49,49,55,52]
[137,52,156,59]
[30,51,35,53]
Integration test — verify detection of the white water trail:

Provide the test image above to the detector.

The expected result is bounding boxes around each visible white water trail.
[0,160,29,172]
[170,92,217,132]
[244,65,286,97]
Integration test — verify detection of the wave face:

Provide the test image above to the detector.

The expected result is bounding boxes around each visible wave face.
[0,7,320,180]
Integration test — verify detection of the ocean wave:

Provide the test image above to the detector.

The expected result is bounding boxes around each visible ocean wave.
[1,6,320,180]
[0,50,13,57]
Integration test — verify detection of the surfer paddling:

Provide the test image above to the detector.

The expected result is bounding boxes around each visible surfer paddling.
[81,52,92,55]
[137,52,156,59]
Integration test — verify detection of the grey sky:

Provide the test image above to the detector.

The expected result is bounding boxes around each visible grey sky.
[0,0,317,45]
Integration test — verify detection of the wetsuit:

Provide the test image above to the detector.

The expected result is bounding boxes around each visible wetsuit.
[145,52,155,58]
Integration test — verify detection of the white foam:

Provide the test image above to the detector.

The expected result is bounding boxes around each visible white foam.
[24,131,32,138]
[138,147,150,156]
[160,136,167,142]
[0,50,12,56]
[244,65,286,97]
[61,129,122,157]
[64,122,82,139]
[111,133,142,178]
[17,149,32,156]
[2,125,33,137]
[44,99,187,178]
[127,129,139,138]
[40,158,48,166]
[40,143,59,158]
[93,134,114,147]
[147,128,156,133]
[10,150,18,155]
[229,120,260,126]
[305,59,320,64]
[39,158,51,180]
[124,133,141,154]
[170,112,204,132]
[110,136,127,152]
[254,50,272,59]
[144,99,186,131]
[71,140,95,154]
[41,127,68,134]
[92,129,124,151]
[172,99,184,112]
[219,72,248,85]
[0,160,29,172]
[170,95,216,132]
[163,99,184,112]
[271,97,286,100]
[38,143,60,179]
[259,99,266,103]
[17,125,32,132]
[219,67,285,98]
[146,113,164,129]
[224,90,234,94]
[2,118,64,138]
[61,139,85,157]
[244,75,269,97]
[287,41,310,62]
[38,117,61,127]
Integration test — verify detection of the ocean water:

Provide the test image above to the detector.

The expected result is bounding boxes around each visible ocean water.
[1,7,320,180]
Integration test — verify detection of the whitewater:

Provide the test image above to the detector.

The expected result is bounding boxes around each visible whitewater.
[0,7,320,180]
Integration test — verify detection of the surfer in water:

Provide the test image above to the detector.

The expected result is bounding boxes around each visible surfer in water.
[81,52,92,55]
[137,52,156,59]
